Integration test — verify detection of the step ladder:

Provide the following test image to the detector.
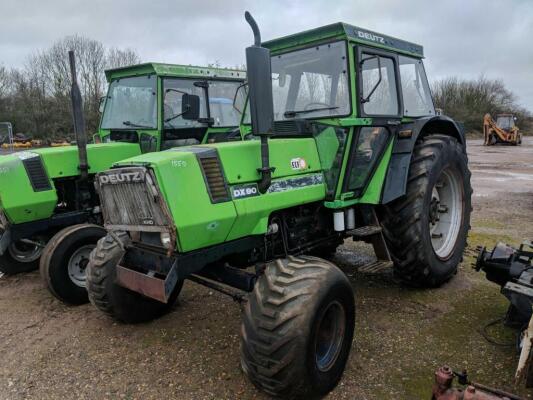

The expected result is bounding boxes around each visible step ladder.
[346,206,393,275]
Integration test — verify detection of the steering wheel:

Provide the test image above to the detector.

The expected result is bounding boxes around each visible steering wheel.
[303,102,332,110]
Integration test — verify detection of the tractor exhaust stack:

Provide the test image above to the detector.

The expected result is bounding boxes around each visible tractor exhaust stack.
[244,11,275,194]
[68,50,89,181]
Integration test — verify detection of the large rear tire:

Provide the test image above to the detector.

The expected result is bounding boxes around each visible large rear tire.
[40,224,106,305]
[381,134,472,287]
[241,255,355,399]
[0,238,46,275]
[86,232,182,323]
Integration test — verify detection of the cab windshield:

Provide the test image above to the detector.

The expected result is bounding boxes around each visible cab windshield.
[496,116,514,130]
[271,41,350,121]
[101,75,157,130]
[163,78,244,128]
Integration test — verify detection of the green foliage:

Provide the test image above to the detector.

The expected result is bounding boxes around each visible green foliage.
[432,76,532,134]
[0,35,140,140]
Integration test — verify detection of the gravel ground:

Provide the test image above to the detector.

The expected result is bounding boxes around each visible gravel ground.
[0,138,532,399]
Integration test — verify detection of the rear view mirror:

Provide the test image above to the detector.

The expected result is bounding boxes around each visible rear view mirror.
[279,70,287,88]
[182,93,200,120]
[98,96,106,113]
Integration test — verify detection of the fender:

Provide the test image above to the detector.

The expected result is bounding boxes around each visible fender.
[381,115,466,204]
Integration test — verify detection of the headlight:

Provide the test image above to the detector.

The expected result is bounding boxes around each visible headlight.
[160,232,172,249]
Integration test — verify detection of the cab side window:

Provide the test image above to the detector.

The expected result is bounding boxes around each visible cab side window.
[398,56,435,117]
[360,54,399,116]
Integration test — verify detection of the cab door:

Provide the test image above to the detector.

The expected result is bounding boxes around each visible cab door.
[340,46,403,201]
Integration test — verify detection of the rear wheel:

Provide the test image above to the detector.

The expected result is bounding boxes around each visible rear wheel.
[0,238,46,275]
[241,255,355,399]
[40,224,106,305]
[381,134,472,287]
[86,232,183,323]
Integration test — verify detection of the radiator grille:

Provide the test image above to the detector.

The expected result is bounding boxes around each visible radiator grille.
[22,156,51,192]
[97,167,171,231]
[198,155,230,203]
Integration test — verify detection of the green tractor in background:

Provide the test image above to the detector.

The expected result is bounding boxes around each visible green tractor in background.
[86,13,472,399]
[0,56,245,305]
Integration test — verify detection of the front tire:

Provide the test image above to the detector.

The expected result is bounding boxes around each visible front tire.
[0,238,46,275]
[40,224,106,305]
[241,255,355,399]
[86,232,182,323]
[381,134,472,287]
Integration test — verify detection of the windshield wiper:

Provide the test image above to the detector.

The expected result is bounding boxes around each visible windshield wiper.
[284,106,339,118]
[122,120,152,129]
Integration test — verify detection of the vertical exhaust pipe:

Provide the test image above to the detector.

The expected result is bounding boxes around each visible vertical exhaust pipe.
[244,11,275,194]
[68,50,89,181]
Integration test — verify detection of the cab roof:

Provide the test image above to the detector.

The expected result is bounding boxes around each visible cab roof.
[263,22,423,58]
[105,63,246,82]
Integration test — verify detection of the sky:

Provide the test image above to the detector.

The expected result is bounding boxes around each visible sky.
[1,0,532,111]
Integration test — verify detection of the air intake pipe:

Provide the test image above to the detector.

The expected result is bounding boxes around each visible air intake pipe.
[244,11,275,194]
[68,50,89,181]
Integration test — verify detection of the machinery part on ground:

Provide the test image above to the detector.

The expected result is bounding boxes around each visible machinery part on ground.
[483,113,522,146]
[40,224,106,305]
[381,134,472,287]
[432,366,524,400]
[0,238,46,274]
[475,241,533,326]
[475,241,533,387]
[86,232,183,323]
[241,255,355,399]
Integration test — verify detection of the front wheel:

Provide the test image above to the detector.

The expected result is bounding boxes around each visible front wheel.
[241,255,355,399]
[381,134,472,287]
[0,238,46,275]
[40,224,106,305]
[86,232,183,323]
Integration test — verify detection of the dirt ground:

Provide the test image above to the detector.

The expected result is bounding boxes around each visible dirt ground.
[1,138,532,400]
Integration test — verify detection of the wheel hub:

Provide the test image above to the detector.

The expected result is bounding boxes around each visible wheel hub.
[8,238,45,263]
[429,169,464,260]
[315,301,346,372]
[67,245,95,288]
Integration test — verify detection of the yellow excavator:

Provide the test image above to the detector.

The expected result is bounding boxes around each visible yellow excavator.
[483,113,522,146]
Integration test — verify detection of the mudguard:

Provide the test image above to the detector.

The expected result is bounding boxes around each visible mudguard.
[381,115,466,204]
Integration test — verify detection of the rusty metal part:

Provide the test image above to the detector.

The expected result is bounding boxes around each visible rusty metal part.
[432,366,524,400]
[115,261,178,303]
[483,113,521,146]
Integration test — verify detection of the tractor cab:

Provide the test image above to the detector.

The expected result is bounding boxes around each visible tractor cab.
[240,23,441,205]
[98,63,246,152]
[496,114,516,132]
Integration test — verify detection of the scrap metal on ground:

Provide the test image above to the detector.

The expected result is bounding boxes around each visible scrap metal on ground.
[476,241,533,387]
[432,366,524,400]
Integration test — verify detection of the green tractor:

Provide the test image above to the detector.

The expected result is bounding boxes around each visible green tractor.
[86,13,472,398]
[0,56,245,305]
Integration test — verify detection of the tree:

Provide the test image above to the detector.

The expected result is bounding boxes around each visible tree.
[432,76,532,133]
[0,35,141,138]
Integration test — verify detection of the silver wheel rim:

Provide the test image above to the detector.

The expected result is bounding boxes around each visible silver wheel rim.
[8,239,44,263]
[429,168,464,259]
[67,245,94,288]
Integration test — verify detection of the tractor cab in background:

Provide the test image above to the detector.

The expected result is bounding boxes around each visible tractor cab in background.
[99,63,246,151]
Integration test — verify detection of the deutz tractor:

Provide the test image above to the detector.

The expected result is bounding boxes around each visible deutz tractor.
[0,57,245,305]
[86,13,472,398]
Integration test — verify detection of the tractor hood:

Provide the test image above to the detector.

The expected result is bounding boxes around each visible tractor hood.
[0,142,140,224]
[104,139,325,252]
